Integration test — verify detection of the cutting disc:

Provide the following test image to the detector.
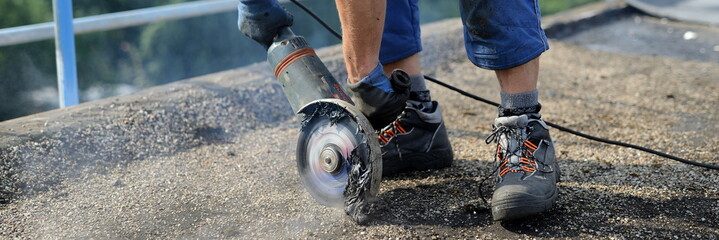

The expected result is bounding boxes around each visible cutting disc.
[296,99,381,209]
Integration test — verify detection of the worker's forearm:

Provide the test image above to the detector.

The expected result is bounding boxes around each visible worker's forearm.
[335,0,386,84]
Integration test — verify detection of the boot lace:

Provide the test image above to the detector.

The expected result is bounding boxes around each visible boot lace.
[378,120,407,144]
[485,125,539,177]
[478,124,540,205]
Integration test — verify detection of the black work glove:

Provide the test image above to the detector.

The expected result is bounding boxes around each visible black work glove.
[237,0,293,49]
[347,69,411,129]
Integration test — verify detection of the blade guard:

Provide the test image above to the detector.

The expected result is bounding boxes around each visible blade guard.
[296,99,381,223]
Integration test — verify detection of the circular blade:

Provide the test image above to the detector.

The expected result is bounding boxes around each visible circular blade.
[296,100,381,213]
[297,112,357,207]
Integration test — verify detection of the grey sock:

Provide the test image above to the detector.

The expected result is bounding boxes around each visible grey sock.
[409,75,428,92]
[500,89,539,109]
[408,75,432,111]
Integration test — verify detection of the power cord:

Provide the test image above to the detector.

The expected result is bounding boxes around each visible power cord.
[423,75,719,170]
[290,0,719,171]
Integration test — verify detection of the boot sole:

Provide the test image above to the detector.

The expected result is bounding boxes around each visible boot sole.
[491,183,559,221]
[492,160,561,221]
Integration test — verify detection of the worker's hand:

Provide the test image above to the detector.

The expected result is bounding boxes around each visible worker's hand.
[347,68,411,129]
[237,0,293,49]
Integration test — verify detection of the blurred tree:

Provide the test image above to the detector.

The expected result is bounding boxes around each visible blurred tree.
[0,1,55,120]
[0,0,597,121]
[138,12,265,86]
[0,0,185,120]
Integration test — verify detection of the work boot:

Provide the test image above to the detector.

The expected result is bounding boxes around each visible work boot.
[485,112,560,221]
[378,101,453,176]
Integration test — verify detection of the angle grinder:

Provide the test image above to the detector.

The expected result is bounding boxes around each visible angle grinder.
[266,27,381,221]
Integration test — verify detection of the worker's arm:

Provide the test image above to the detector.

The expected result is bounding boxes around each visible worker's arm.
[336,0,410,129]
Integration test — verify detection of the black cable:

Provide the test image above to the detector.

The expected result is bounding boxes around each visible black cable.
[289,0,343,40]
[291,1,719,171]
[544,121,719,170]
[424,75,719,170]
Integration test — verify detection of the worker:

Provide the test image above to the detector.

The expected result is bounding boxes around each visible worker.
[237,0,559,221]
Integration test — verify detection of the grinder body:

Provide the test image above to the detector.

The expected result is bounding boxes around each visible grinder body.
[267,28,351,112]
[264,27,381,219]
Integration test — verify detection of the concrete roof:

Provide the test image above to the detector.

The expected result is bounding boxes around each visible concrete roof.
[625,0,719,26]
[1,2,717,238]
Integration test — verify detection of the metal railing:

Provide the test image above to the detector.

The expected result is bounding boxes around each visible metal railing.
[52,0,79,107]
[0,0,240,108]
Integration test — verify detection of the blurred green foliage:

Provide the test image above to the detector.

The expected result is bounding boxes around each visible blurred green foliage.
[541,0,601,15]
[0,0,597,121]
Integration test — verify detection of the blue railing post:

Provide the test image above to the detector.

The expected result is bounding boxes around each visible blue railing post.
[52,0,79,107]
